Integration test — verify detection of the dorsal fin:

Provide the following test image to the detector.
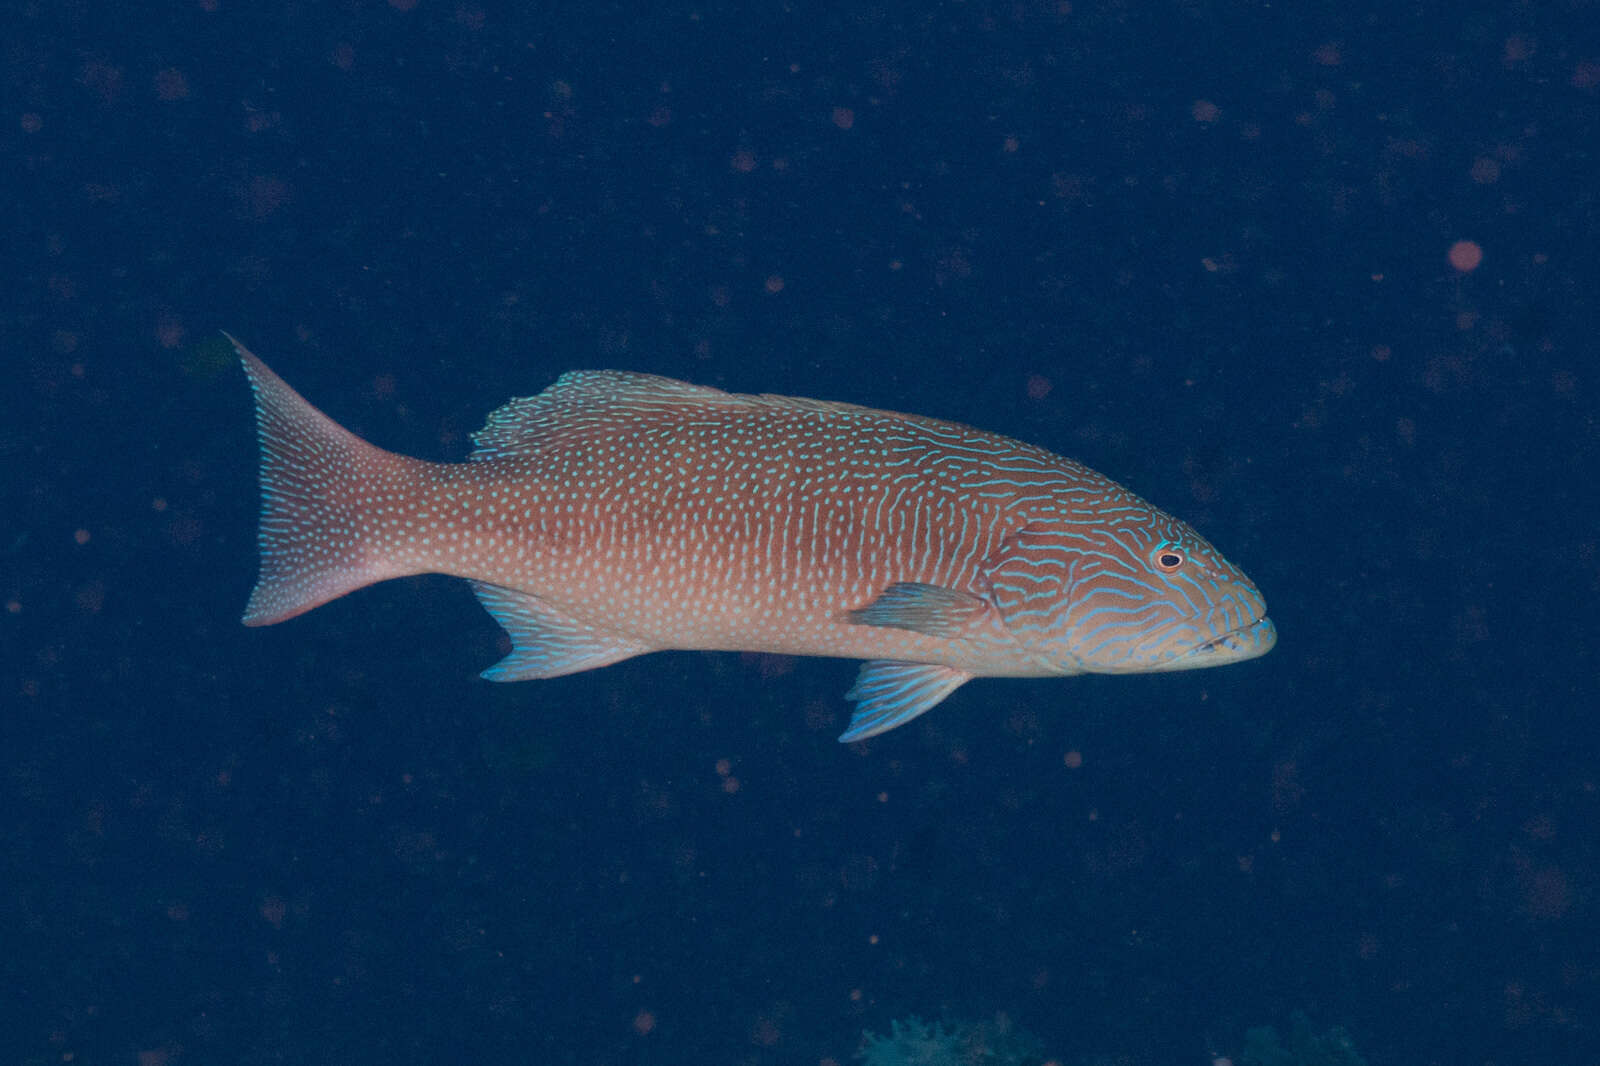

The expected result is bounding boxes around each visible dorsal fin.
[469,370,949,462]
[470,371,753,461]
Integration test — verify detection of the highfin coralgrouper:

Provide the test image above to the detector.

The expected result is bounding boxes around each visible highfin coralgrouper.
[231,335,1275,742]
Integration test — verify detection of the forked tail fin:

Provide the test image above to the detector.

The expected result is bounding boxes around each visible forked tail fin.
[229,333,421,626]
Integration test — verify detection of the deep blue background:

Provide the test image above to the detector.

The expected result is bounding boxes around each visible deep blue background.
[6,2,1598,1064]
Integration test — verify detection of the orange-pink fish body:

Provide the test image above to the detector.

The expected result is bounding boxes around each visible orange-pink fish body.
[233,336,1274,741]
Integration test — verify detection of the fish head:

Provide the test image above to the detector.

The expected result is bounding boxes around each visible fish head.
[990,512,1275,675]
[1063,516,1274,673]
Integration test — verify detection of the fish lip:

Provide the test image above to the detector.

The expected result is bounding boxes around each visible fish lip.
[1190,613,1277,658]
[1088,613,1276,674]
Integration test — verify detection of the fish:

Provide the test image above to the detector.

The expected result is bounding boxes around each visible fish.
[230,334,1275,742]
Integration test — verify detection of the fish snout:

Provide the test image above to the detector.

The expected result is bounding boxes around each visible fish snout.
[1201,613,1277,659]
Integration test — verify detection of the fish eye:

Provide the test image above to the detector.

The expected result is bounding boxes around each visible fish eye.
[1153,545,1185,572]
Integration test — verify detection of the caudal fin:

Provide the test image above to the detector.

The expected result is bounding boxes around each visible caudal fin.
[230,334,419,626]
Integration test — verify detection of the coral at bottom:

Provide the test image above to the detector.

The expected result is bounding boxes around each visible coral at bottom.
[1239,1011,1368,1066]
[856,1009,1368,1066]
[857,1014,1047,1066]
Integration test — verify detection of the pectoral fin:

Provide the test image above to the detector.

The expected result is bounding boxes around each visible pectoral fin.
[840,582,993,638]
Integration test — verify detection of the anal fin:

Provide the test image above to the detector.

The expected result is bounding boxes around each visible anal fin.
[839,660,973,742]
[471,581,653,681]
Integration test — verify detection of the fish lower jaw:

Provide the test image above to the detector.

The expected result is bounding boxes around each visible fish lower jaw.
[1183,614,1277,665]
[1103,614,1277,674]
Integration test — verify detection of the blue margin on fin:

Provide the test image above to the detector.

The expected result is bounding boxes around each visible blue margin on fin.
[839,660,973,742]
[471,581,652,680]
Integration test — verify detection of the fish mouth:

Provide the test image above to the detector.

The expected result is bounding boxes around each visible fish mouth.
[1147,613,1277,672]
[1193,614,1277,660]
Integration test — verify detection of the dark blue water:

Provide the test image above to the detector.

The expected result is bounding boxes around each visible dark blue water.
[7,3,1597,1064]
